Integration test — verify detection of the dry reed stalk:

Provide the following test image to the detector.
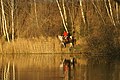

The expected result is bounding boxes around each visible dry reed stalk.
[0,36,63,53]
[54,38,61,53]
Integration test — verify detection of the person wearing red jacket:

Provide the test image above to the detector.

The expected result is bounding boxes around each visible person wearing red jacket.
[63,31,68,39]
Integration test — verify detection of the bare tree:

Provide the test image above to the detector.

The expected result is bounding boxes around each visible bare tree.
[115,2,119,23]
[56,0,68,32]
[11,0,14,41]
[108,0,116,27]
[1,10,6,37]
[71,0,75,32]
[79,0,87,34]
[34,0,39,28]
[1,0,10,42]
[62,0,68,27]
[104,0,113,24]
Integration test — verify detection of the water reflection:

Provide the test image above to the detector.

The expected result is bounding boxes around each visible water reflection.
[0,54,119,80]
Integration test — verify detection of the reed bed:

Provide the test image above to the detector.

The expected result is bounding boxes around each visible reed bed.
[0,37,62,53]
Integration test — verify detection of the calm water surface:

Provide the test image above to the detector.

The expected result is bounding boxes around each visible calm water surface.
[0,53,120,80]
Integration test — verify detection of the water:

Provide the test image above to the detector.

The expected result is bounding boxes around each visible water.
[0,53,120,80]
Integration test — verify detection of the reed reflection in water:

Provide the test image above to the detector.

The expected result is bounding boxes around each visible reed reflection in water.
[0,54,119,80]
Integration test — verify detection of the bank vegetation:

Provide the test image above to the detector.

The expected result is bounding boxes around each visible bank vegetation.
[0,0,120,54]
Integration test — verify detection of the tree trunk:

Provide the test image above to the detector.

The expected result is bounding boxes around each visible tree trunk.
[34,0,39,28]
[62,0,68,27]
[104,0,113,24]
[108,0,116,27]
[56,0,68,33]
[116,2,119,23]
[71,0,75,32]
[11,0,14,41]
[1,13,6,36]
[1,0,10,42]
[79,0,86,32]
